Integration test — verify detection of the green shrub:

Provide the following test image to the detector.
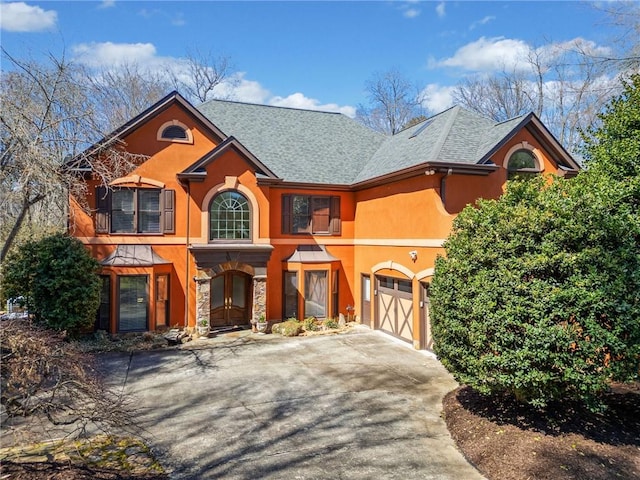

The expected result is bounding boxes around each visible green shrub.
[272,319,302,337]
[323,318,339,329]
[303,317,318,332]
[430,176,640,411]
[1,233,101,333]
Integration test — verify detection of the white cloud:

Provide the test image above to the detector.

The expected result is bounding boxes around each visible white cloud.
[73,42,158,68]
[138,7,186,26]
[434,36,532,72]
[404,8,420,19]
[71,44,356,117]
[470,15,495,30]
[0,2,57,32]
[435,2,446,18]
[420,84,455,113]
[98,1,115,9]
[216,72,272,104]
[268,93,356,117]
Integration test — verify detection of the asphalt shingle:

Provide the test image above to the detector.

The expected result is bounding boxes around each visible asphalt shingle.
[196,99,539,185]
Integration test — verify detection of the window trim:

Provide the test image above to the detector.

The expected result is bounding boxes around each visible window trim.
[282,270,299,319]
[304,270,328,318]
[157,120,193,144]
[116,274,149,333]
[281,194,341,235]
[503,142,544,178]
[95,186,174,235]
[208,190,252,242]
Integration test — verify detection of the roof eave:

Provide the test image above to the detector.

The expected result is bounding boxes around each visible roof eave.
[179,136,280,181]
[352,161,498,191]
[478,113,581,171]
[67,91,228,170]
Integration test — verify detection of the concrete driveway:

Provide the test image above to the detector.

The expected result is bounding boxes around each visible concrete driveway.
[103,327,484,479]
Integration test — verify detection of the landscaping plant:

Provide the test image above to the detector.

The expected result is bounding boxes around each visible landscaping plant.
[430,75,640,410]
[1,232,101,333]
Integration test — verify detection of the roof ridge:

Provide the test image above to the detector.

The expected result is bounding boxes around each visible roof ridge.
[494,112,529,126]
[200,97,344,115]
[430,105,461,160]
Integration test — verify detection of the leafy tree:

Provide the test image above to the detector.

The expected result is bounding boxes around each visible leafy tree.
[430,174,640,410]
[2,233,101,333]
[581,74,640,180]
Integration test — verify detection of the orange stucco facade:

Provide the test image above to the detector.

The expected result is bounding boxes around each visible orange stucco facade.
[69,93,578,349]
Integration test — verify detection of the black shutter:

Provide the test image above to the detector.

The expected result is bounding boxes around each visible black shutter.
[330,196,341,235]
[95,186,110,233]
[281,194,292,234]
[162,189,175,234]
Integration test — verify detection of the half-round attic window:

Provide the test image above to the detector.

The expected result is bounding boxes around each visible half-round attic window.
[157,120,193,144]
[507,149,537,171]
[503,142,543,179]
[162,125,187,140]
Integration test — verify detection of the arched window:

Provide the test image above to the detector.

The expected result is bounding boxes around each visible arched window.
[209,191,251,241]
[161,125,188,140]
[506,148,540,179]
[157,120,193,143]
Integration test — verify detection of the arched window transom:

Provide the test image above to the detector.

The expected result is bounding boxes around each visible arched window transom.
[209,191,251,241]
[162,125,188,140]
[508,149,537,171]
[504,144,542,180]
[157,120,193,144]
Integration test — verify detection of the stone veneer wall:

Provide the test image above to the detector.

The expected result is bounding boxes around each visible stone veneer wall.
[251,276,266,323]
[194,264,267,326]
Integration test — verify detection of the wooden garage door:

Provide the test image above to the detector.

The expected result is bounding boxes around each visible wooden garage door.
[377,276,413,343]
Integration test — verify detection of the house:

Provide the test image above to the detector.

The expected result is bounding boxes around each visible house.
[68,91,580,349]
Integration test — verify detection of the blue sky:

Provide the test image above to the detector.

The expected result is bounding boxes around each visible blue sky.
[0,1,618,117]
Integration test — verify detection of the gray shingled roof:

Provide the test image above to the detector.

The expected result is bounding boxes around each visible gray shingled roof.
[198,99,385,185]
[196,100,531,185]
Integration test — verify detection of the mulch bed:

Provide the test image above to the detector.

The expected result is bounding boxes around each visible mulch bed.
[442,384,640,480]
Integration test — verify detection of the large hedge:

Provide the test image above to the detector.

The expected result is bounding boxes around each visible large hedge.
[1,233,101,332]
[430,76,640,410]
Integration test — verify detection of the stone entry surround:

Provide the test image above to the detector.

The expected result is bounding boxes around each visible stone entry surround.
[195,262,266,327]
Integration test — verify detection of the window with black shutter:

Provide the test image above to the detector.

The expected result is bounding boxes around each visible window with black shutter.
[94,187,175,234]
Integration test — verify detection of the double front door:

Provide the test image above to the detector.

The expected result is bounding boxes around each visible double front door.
[210,271,251,327]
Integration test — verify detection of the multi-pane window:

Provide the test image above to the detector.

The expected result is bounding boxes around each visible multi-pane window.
[111,189,161,233]
[507,149,539,179]
[95,186,174,235]
[305,270,327,318]
[282,195,340,235]
[209,191,251,241]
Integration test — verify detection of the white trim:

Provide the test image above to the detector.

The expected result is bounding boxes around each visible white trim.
[78,237,189,245]
[503,141,545,173]
[416,268,435,280]
[109,175,165,188]
[371,260,415,279]
[157,120,193,144]
[270,238,446,247]
[201,181,261,243]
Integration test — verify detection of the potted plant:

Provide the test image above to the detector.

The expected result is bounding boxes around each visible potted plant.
[256,314,268,334]
[197,318,210,337]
